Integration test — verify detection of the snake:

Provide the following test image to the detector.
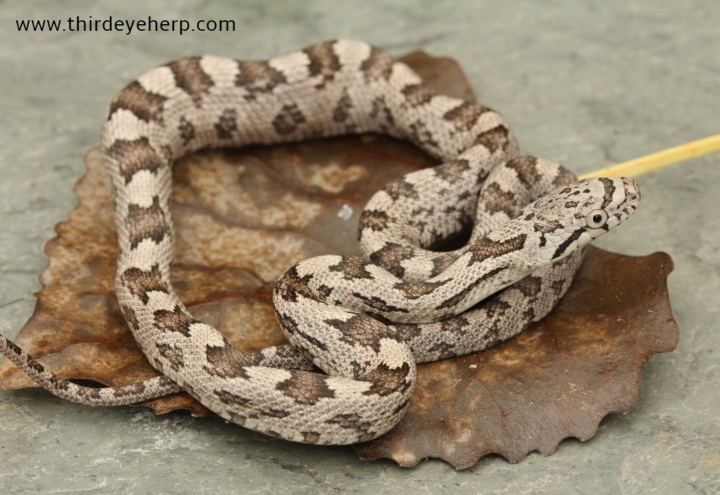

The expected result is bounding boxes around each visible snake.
[0,40,640,445]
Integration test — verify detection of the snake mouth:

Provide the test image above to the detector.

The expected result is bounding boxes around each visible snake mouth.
[619,177,641,221]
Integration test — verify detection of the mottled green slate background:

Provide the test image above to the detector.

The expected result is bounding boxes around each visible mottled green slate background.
[1,1,718,493]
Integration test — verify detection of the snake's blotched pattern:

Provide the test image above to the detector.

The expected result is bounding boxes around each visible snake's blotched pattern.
[0,40,640,445]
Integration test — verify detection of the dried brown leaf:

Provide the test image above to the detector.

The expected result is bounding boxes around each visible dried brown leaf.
[0,52,678,468]
[353,247,678,468]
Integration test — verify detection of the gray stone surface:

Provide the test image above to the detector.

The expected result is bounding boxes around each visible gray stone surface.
[1,1,718,493]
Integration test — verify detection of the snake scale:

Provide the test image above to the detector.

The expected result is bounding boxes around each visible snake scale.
[0,40,640,445]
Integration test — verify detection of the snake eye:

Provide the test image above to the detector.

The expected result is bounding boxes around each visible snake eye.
[586,210,608,228]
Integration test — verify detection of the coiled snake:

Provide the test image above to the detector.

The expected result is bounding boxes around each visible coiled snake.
[0,40,640,445]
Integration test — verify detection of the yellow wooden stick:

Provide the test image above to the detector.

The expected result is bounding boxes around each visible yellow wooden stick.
[579,133,720,179]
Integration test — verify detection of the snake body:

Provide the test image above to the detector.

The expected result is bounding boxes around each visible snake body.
[0,40,640,445]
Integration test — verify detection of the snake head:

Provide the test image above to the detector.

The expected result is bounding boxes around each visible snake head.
[528,177,641,263]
